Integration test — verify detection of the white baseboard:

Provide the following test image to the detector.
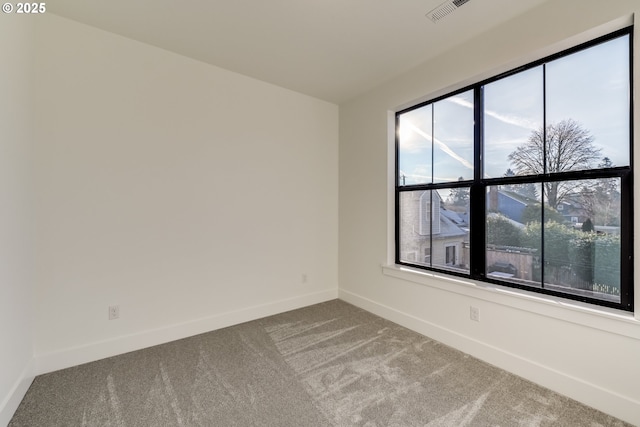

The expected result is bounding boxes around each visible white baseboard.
[339,289,640,427]
[35,289,338,376]
[0,358,35,427]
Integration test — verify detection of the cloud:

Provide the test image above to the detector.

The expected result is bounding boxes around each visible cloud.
[485,110,539,130]
[446,96,539,130]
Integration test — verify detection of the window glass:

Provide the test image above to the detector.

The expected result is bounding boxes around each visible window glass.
[542,178,621,303]
[432,188,470,273]
[399,189,470,273]
[433,90,474,182]
[398,105,432,185]
[399,191,432,266]
[484,67,543,179]
[486,184,542,287]
[546,36,630,169]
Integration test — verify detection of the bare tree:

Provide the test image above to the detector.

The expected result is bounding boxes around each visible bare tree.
[508,119,601,208]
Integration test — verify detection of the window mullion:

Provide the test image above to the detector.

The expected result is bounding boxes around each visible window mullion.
[619,171,633,310]
[471,86,485,278]
[540,63,547,290]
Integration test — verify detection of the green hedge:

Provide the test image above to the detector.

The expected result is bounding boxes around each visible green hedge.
[519,221,620,295]
[486,214,522,246]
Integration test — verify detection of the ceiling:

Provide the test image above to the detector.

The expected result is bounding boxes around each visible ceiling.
[47,0,551,104]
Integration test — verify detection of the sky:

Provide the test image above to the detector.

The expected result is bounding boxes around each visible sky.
[398,34,630,185]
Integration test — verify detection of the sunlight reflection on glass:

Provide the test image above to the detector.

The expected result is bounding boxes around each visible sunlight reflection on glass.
[398,105,432,185]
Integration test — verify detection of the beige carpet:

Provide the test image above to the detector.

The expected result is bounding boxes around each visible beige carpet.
[10,300,631,426]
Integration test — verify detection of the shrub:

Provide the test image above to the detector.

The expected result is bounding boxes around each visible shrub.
[522,221,576,268]
[521,204,566,225]
[486,214,522,247]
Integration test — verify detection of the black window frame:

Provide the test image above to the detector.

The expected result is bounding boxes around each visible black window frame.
[395,27,634,312]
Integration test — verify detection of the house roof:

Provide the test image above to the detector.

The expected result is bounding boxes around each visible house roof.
[438,208,468,238]
[499,190,537,206]
[487,212,525,229]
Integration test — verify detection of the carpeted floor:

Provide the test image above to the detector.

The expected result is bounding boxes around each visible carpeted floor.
[10,300,632,426]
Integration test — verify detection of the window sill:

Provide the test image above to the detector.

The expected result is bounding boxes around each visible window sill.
[382,264,640,340]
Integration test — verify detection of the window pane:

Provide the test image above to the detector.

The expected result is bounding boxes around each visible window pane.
[484,67,543,178]
[542,178,621,303]
[432,188,470,273]
[399,189,470,273]
[546,36,630,169]
[433,91,474,182]
[398,105,432,185]
[486,184,542,287]
[399,191,432,266]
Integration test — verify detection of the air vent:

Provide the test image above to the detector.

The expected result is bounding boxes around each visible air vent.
[426,0,472,23]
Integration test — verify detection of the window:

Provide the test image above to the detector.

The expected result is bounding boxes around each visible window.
[445,245,456,266]
[396,28,633,311]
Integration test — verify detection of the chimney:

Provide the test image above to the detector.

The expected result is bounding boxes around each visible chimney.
[488,187,499,212]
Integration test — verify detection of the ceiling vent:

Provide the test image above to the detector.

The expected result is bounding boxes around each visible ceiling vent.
[426,0,472,23]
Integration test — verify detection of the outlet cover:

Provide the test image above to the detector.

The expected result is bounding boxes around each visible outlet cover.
[108,305,120,320]
[470,306,480,322]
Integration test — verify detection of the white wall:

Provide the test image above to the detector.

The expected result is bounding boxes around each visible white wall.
[32,15,339,373]
[339,1,640,425]
[0,15,36,427]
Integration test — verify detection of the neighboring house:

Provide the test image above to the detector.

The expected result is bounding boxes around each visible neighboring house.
[400,191,469,268]
[560,198,621,234]
[487,187,536,224]
[557,199,589,224]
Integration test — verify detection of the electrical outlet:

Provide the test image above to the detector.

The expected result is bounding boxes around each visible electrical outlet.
[470,306,480,322]
[108,305,120,320]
